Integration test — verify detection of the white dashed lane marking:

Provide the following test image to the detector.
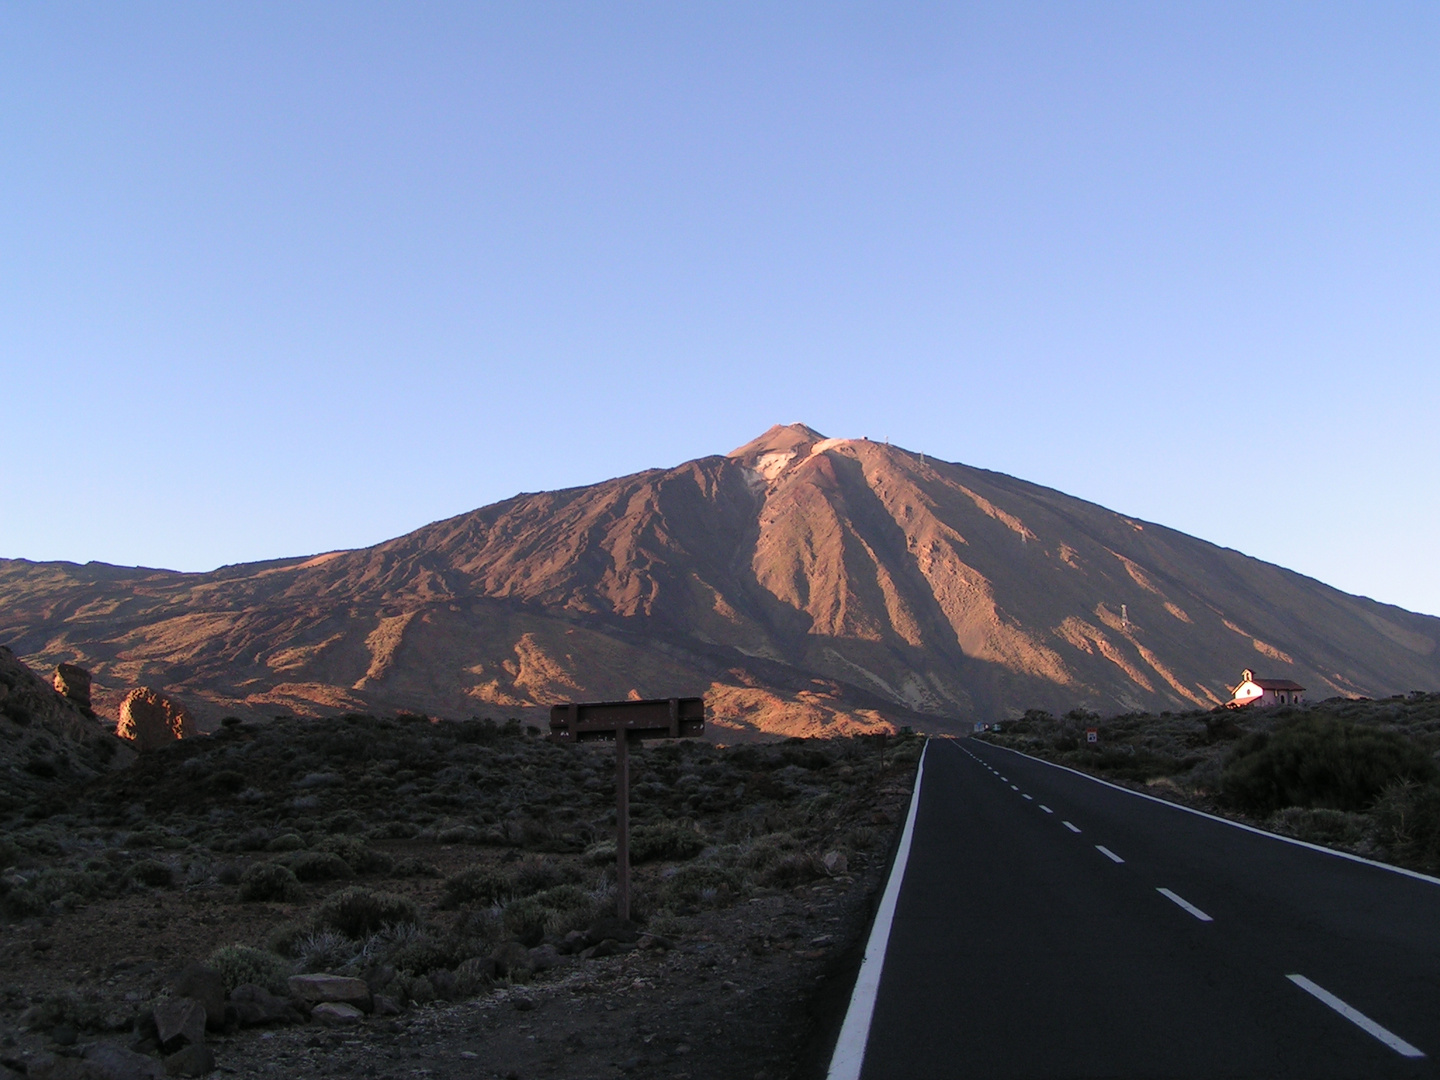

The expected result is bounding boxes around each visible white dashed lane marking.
[1096,845,1125,864]
[1286,975,1426,1059]
[1156,888,1213,922]
[1039,805,1053,814]
[1063,821,1081,833]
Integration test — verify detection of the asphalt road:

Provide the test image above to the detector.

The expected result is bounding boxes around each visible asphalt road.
[854,737,1440,1079]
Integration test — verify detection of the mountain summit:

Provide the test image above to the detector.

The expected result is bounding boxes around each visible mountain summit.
[3,426,1437,737]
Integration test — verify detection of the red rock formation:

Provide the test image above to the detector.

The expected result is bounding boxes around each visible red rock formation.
[117,688,197,751]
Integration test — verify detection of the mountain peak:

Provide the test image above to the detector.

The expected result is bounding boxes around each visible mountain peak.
[728,423,828,463]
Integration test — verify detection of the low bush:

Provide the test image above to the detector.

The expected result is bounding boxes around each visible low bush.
[315,886,417,937]
[316,835,393,874]
[629,822,705,863]
[443,867,511,907]
[124,859,175,888]
[658,864,742,909]
[238,862,303,902]
[1220,718,1435,813]
[1373,781,1440,872]
[287,851,354,883]
[1266,807,1370,846]
[207,944,291,994]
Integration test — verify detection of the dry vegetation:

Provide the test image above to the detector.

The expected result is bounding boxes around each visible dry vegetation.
[977,693,1440,873]
[0,713,922,1079]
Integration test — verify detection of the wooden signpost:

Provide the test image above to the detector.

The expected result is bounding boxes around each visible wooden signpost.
[549,697,705,921]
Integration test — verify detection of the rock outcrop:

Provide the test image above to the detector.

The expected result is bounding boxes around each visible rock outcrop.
[52,663,93,710]
[0,646,134,807]
[117,688,196,751]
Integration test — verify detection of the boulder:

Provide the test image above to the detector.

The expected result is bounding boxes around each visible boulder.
[311,1002,363,1025]
[52,664,93,709]
[821,850,848,876]
[286,974,370,1009]
[83,1043,168,1080]
[153,998,205,1049]
[117,689,196,752]
[229,984,304,1027]
[587,916,639,945]
[162,1045,213,1078]
[169,964,226,1032]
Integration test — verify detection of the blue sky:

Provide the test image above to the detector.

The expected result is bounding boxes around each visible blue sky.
[3,3,1437,615]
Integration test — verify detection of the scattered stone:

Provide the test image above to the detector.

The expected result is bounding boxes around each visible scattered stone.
[82,1042,167,1080]
[162,1044,213,1078]
[52,665,92,710]
[371,995,401,1017]
[821,850,848,876]
[636,933,673,951]
[286,974,370,1009]
[170,964,226,1032]
[50,1025,77,1046]
[511,995,536,1012]
[558,930,589,955]
[116,689,196,752]
[152,997,205,1049]
[582,939,621,960]
[310,1002,363,1025]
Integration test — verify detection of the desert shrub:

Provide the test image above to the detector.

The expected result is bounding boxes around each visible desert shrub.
[265,833,305,852]
[287,851,354,883]
[391,857,440,878]
[443,867,511,908]
[437,824,483,844]
[124,859,175,888]
[32,868,106,903]
[2,887,47,918]
[366,821,419,840]
[17,993,102,1034]
[1374,781,1440,871]
[208,944,291,994]
[1220,718,1435,813]
[293,929,357,974]
[511,856,576,895]
[384,932,461,977]
[659,864,742,909]
[1266,807,1370,846]
[584,840,617,865]
[316,835,393,874]
[264,921,312,958]
[760,852,824,888]
[629,822,705,863]
[0,837,19,868]
[501,896,550,947]
[315,886,417,937]
[210,770,246,794]
[238,862,303,902]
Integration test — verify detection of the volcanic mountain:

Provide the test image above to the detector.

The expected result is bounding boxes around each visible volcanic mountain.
[3,424,1438,738]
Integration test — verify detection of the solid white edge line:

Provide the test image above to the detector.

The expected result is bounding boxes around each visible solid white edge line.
[1096,845,1124,863]
[1286,974,1426,1058]
[976,741,1440,888]
[1156,887,1213,922]
[826,738,930,1080]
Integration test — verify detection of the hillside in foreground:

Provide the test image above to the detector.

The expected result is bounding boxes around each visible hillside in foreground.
[3,424,1438,737]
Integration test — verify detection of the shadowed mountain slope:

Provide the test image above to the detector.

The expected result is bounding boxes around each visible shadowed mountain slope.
[3,425,1437,737]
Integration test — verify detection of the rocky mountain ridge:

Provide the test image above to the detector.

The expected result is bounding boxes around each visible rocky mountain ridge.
[3,424,1438,737]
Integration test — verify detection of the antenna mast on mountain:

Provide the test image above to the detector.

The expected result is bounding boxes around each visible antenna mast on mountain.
[1121,604,1129,632]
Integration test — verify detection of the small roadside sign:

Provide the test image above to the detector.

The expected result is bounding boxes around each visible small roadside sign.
[1086,728,1098,744]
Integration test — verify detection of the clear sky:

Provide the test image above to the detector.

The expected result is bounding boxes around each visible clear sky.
[3,4,1437,615]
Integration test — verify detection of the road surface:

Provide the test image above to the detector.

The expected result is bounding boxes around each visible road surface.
[841,737,1440,1079]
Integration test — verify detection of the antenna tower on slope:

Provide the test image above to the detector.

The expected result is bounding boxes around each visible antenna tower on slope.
[1121,604,1129,632]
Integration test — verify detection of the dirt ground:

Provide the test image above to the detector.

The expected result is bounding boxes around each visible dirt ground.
[0,719,920,1079]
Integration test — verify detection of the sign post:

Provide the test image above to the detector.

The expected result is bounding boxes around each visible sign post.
[549,697,705,921]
